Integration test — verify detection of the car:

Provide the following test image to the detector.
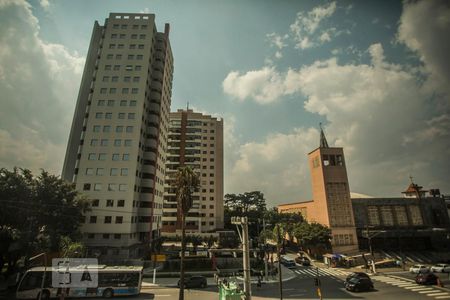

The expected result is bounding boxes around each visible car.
[345,277,374,292]
[295,256,311,266]
[409,264,430,274]
[415,273,439,285]
[280,256,296,269]
[345,272,371,283]
[177,276,207,288]
[431,264,450,273]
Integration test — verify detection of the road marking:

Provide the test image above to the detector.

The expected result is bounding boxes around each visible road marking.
[425,292,450,296]
[435,296,450,299]
[420,290,439,293]
[410,287,434,291]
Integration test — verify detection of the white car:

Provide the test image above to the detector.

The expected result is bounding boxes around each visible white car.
[409,264,430,274]
[431,264,450,273]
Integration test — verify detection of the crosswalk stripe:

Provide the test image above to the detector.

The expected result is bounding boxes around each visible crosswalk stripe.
[420,290,438,293]
[425,293,449,296]
[435,296,450,299]
[411,288,434,291]
[403,285,429,289]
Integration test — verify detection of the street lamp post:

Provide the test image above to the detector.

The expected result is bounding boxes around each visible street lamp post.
[231,216,251,300]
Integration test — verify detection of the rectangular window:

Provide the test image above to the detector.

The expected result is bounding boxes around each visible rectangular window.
[128,54,134,60]
[114,139,121,146]
[122,88,129,94]
[115,216,123,224]
[118,113,125,119]
[131,34,137,39]
[111,76,118,82]
[131,88,138,94]
[104,216,112,224]
[139,34,146,39]
[107,100,115,106]
[130,100,137,106]
[113,65,120,71]
[97,100,105,106]
[136,55,143,60]
[124,76,131,82]
[83,183,91,191]
[133,76,140,82]
[129,44,136,49]
[94,183,102,191]
[119,184,127,191]
[103,234,109,239]
[85,168,94,175]
[126,126,133,133]
[100,88,107,94]
[124,139,132,146]
[91,199,99,207]
[105,113,112,119]
[125,65,133,71]
[120,100,127,106]
[96,168,104,176]
[88,153,96,160]
[135,65,141,71]
[121,24,127,29]
[138,44,144,49]
[119,34,126,39]
[95,112,103,119]
[121,168,128,176]
[102,76,109,82]
[112,153,120,161]
[128,113,135,119]
[103,125,111,132]
[104,65,111,71]
[101,139,108,146]
[106,199,114,207]
[106,54,113,59]
[117,200,125,207]
[113,24,119,29]
[90,139,98,146]
[108,183,117,191]
[98,153,107,160]
[122,154,130,161]
[114,234,121,239]
[118,44,124,49]
[110,168,118,176]
[111,34,117,39]
[89,216,97,223]
[116,126,124,132]
[109,88,116,94]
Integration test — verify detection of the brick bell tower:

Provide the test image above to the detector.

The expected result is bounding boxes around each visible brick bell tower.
[308,124,359,254]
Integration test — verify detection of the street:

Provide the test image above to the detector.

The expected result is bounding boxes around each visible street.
[61,265,450,300]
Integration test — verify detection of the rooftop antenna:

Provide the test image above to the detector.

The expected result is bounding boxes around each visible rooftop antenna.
[187,101,189,110]
[409,175,414,184]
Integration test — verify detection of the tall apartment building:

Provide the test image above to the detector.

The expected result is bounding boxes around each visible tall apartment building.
[62,13,173,259]
[162,109,224,233]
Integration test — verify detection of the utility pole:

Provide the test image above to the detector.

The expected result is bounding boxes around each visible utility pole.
[232,217,251,300]
[263,219,268,281]
[276,225,283,300]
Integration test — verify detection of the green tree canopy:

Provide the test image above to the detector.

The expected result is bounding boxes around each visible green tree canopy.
[292,222,332,251]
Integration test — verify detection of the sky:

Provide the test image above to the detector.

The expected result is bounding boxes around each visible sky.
[0,0,449,207]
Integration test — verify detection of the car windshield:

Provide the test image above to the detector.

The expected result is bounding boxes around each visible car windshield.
[349,278,360,283]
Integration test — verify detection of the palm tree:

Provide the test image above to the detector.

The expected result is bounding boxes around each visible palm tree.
[175,166,200,300]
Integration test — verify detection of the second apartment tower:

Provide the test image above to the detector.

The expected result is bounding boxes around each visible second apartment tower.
[62,13,173,259]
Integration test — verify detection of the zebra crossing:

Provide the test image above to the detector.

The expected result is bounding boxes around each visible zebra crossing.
[372,275,450,299]
[293,267,350,279]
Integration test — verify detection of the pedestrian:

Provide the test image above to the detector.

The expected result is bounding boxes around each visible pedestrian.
[257,276,262,288]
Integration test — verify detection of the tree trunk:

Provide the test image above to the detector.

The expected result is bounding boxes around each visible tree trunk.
[179,214,185,300]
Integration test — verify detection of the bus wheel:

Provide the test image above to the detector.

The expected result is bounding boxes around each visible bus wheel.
[37,290,50,300]
[103,288,114,298]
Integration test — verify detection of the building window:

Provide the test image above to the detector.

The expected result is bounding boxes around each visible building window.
[87,233,95,239]
[122,154,130,161]
[91,199,99,207]
[131,88,139,94]
[129,44,136,49]
[113,65,120,71]
[100,88,107,94]
[83,183,91,191]
[114,139,121,146]
[112,153,120,161]
[89,216,97,223]
[139,34,146,39]
[103,125,111,132]
[133,76,140,82]
[109,88,116,94]
[104,216,112,224]
[104,65,111,71]
[102,76,109,82]
[138,44,144,49]
[96,168,104,176]
[85,168,94,175]
[115,216,123,224]
[114,234,121,239]
[111,76,118,82]
[116,126,124,132]
[97,100,105,106]
[98,153,107,160]
[119,184,127,191]
[124,139,132,146]
[128,54,134,60]
[121,168,128,176]
[88,153,96,160]
[135,65,141,71]
[108,184,117,191]
[101,139,108,146]
[129,100,136,106]
[107,100,115,106]
[394,206,409,226]
[103,234,110,239]
[136,55,143,60]
[118,113,125,119]
[409,205,423,225]
[124,76,131,82]
[106,199,114,207]
[105,113,112,119]
[118,44,124,49]
[126,126,133,133]
[131,34,137,39]
[94,183,102,191]
[110,168,118,176]
[380,206,394,226]
[106,54,113,59]
[128,113,135,119]
[117,200,125,207]
[122,88,129,94]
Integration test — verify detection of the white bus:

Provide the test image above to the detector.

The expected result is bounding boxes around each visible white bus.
[16,265,143,299]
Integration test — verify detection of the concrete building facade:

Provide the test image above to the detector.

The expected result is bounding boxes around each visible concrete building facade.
[62,13,173,259]
[162,109,224,233]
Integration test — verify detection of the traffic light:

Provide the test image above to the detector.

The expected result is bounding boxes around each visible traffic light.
[314,278,321,286]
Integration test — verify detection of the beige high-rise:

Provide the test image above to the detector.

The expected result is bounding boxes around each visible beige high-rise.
[62,13,173,259]
[162,109,224,233]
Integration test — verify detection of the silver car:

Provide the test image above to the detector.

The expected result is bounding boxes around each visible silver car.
[431,264,450,273]
[409,264,430,274]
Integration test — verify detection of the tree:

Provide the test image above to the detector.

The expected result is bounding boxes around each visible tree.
[293,222,331,252]
[0,167,89,274]
[60,236,84,258]
[175,167,200,300]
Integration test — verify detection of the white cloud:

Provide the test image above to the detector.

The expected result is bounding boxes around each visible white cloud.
[397,0,450,98]
[39,0,50,9]
[290,1,337,49]
[0,0,84,174]
[225,40,450,203]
